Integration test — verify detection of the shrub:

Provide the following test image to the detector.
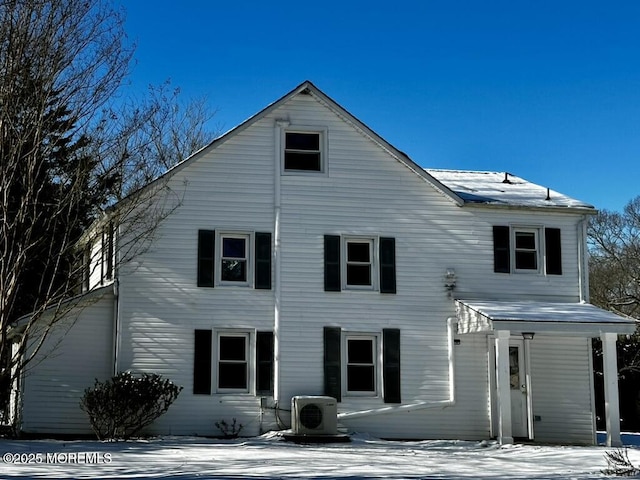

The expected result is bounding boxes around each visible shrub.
[80,371,183,440]
[215,418,244,439]
[602,448,640,476]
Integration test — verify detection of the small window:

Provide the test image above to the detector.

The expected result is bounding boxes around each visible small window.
[513,228,539,272]
[345,335,377,395]
[220,234,249,284]
[342,238,375,290]
[494,225,562,275]
[284,131,322,172]
[324,235,396,293]
[346,239,373,287]
[217,333,249,392]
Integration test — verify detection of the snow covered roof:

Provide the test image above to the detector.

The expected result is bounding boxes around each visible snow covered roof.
[456,300,636,335]
[426,169,595,211]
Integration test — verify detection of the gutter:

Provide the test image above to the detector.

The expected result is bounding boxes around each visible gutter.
[337,317,457,420]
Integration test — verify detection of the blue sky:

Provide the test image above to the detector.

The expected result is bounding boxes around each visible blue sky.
[119,0,640,212]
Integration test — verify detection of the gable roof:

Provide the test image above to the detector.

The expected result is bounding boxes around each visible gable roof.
[427,169,595,212]
[142,80,465,207]
[116,81,595,214]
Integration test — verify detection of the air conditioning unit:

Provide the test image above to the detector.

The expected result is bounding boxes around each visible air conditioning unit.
[291,395,338,435]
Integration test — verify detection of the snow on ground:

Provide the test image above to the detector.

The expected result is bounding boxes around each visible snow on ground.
[2,432,640,479]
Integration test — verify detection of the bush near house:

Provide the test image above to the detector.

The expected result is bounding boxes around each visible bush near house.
[80,372,182,440]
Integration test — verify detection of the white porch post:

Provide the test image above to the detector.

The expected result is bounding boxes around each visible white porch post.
[495,330,513,444]
[601,332,622,447]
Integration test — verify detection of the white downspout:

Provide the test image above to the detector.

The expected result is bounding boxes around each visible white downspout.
[273,119,288,404]
[338,317,457,420]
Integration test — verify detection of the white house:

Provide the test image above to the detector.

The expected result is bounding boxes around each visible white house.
[15,81,636,446]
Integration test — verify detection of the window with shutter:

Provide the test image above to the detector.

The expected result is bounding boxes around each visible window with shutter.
[493,225,562,276]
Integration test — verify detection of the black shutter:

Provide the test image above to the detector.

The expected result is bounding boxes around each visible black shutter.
[324,235,341,292]
[545,228,562,275]
[197,230,215,287]
[493,226,511,273]
[193,329,212,394]
[255,232,272,289]
[383,328,401,403]
[256,331,274,395]
[324,326,342,401]
[379,237,396,294]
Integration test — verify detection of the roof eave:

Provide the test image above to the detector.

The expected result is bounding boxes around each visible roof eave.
[460,202,597,215]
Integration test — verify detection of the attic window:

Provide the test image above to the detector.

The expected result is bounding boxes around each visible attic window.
[284,131,322,172]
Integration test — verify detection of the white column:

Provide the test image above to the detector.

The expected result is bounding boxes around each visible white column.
[601,332,622,447]
[495,330,513,444]
[523,335,534,441]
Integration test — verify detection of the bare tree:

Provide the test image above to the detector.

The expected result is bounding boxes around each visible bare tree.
[589,196,640,320]
[0,0,216,428]
[589,196,640,431]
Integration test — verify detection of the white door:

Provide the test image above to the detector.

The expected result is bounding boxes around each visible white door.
[509,340,528,438]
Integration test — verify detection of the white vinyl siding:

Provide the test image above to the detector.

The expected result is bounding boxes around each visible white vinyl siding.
[20,289,114,435]
[64,87,590,441]
[529,336,595,445]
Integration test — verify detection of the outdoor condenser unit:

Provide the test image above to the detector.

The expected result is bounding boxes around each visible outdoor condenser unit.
[291,395,338,435]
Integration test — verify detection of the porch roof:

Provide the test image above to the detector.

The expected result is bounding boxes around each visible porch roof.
[455,300,637,336]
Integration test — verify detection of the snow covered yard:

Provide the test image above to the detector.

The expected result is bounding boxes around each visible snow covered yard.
[2,432,640,479]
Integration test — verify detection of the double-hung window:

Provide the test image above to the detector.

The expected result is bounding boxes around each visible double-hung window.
[282,127,327,174]
[324,235,396,293]
[217,333,249,392]
[493,225,562,275]
[220,234,249,283]
[345,335,377,395]
[345,238,374,289]
[513,228,539,272]
[197,230,272,289]
[324,327,401,403]
[193,330,274,396]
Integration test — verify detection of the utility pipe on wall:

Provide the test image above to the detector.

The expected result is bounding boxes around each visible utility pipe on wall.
[273,119,289,403]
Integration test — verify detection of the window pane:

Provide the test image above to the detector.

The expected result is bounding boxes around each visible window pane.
[509,347,519,390]
[348,339,373,363]
[347,265,371,285]
[223,237,246,258]
[221,259,247,282]
[515,251,537,270]
[219,336,246,361]
[347,242,370,262]
[347,365,375,391]
[284,151,321,171]
[286,132,319,150]
[515,232,536,250]
[218,363,247,389]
